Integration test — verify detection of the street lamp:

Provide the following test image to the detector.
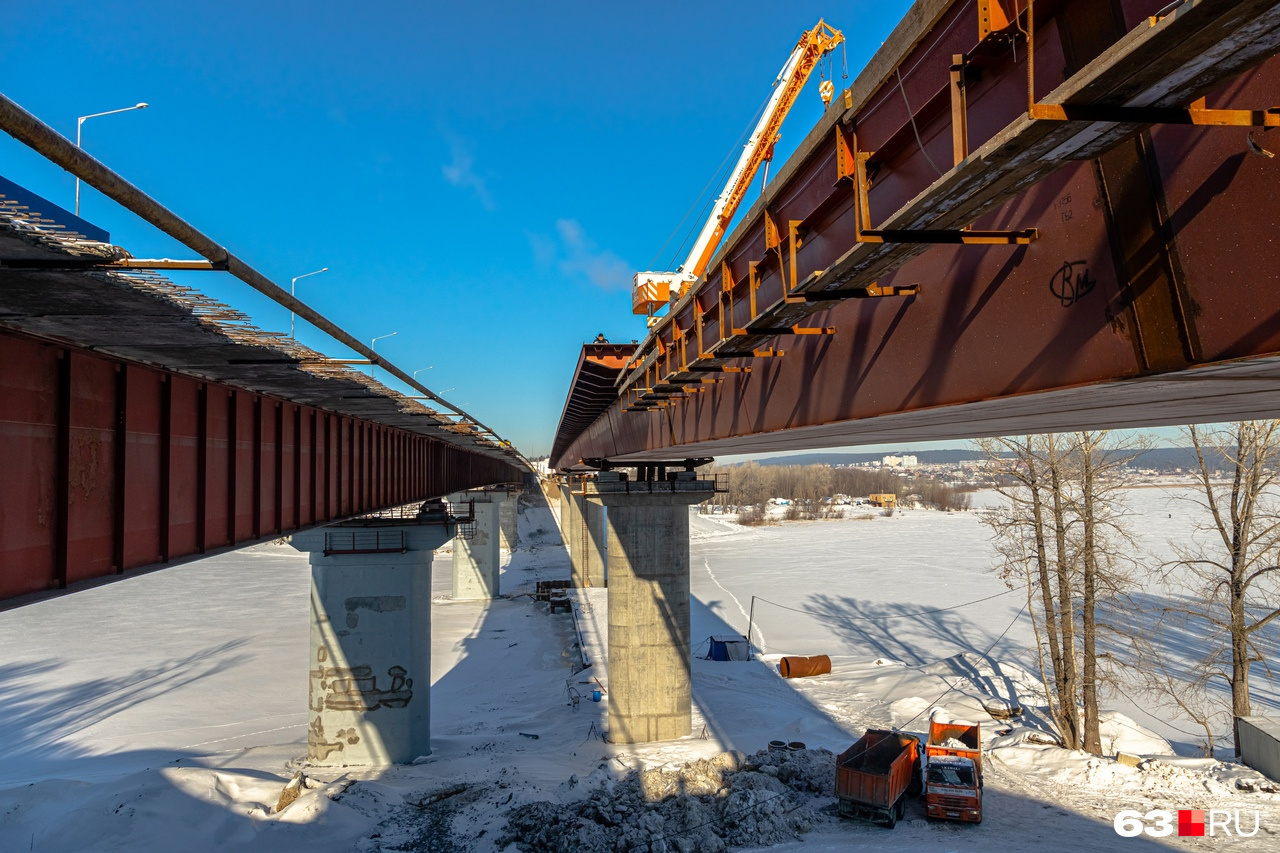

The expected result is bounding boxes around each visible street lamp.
[76,102,149,216]
[370,332,397,378]
[413,366,433,380]
[289,267,329,338]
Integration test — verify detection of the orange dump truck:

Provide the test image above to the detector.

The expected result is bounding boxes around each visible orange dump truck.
[836,729,920,828]
[924,719,982,823]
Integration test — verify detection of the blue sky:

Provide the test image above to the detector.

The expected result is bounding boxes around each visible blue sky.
[4,1,924,456]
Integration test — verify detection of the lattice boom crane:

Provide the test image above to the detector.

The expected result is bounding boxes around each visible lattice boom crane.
[632,19,844,320]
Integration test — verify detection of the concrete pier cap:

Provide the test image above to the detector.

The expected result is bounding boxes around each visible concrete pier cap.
[290,500,455,766]
[582,466,718,744]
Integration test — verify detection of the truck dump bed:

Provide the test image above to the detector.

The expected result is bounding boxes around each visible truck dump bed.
[836,729,919,826]
[925,720,981,776]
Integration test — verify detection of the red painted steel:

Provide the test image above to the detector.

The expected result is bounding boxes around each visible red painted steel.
[0,327,520,603]
[552,1,1280,467]
[66,353,117,585]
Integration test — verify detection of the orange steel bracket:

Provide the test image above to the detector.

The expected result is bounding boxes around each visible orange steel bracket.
[835,123,857,185]
[748,261,761,321]
[950,55,969,167]
[784,220,808,303]
[1019,0,1277,129]
[978,0,1013,41]
[719,261,736,343]
[854,149,1036,245]
[764,209,781,252]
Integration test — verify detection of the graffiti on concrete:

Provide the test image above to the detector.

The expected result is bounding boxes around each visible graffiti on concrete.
[311,662,414,712]
[343,595,406,629]
[309,716,359,761]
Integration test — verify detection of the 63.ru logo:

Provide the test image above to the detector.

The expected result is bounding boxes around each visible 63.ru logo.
[1114,809,1260,838]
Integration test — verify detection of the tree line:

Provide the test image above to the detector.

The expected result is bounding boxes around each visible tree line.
[703,461,972,518]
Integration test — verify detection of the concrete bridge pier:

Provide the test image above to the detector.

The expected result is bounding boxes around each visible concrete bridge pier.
[499,487,521,552]
[560,475,605,587]
[290,504,454,766]
[578,497,607,587]
[587,471,716,743]
[560,478,586,586]
[450,490,503,599]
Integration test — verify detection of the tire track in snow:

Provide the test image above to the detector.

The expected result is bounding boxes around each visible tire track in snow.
[701,556,765,652]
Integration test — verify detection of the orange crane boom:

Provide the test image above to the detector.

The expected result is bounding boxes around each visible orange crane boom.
[633,20,844,318]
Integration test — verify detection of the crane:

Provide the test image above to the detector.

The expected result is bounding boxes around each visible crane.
[632,20,845,321]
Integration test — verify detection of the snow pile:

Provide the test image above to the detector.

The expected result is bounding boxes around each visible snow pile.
[1097,711,1173,756]
[499,749,832,853]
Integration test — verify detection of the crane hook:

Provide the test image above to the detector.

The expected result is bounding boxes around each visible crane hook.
[820,79,835,107]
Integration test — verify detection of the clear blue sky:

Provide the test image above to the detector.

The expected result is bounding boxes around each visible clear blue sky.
[3,1,920,456]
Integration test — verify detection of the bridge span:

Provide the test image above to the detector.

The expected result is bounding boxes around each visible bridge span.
[2,0,1278,758]
[0,154,527,607]
[544,0,1280,745]
[551,0,1280,468]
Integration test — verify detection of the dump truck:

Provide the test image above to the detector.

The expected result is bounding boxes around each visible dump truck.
[836,729,920,827]
[924,718,982,823]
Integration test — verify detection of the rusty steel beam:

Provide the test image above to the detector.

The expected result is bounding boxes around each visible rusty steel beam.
[552,0,1280,468]
[0,327,523,605]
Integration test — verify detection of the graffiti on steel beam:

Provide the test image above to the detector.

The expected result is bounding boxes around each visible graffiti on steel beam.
[1050,260,1096,307]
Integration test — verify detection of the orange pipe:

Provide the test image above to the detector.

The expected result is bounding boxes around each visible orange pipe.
[779,655,831,678]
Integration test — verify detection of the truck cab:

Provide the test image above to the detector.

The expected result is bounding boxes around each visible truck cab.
[924,755,982,822]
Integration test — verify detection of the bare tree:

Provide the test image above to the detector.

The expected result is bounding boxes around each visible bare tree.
[1046,435,1081,749]
[729,462,774,511]
[976,435,1080,748]
[977,431,1144,754]
[1160,421,1280,756]
[1131,624,1230,756]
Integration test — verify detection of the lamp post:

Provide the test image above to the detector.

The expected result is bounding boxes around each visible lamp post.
[370,332,397,378]
[76,102,149,216]
[290,267,329,338]
[413,366,433,380]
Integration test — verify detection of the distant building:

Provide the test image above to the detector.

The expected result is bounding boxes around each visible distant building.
[882,454,918,468]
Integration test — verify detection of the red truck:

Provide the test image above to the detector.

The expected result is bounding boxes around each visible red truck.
[836,729,920,828]
[924,718,983,823]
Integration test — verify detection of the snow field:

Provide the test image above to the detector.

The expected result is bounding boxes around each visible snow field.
[0,488,1276,850]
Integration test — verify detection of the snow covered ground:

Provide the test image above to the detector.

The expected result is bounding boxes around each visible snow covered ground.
[0,488,1277,851]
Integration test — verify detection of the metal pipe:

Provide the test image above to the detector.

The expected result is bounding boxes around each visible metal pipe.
[0,91,527,467]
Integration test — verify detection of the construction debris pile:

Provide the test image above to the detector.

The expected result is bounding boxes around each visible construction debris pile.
[500,748,834,853]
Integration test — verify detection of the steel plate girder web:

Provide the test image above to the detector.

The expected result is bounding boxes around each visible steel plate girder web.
[550,0,1280,468]
[0,329,521,604]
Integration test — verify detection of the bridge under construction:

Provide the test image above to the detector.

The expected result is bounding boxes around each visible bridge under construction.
[2,0,1278,754]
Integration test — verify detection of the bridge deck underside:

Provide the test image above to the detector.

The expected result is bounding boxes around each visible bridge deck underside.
[0,208,521,604]
[552,0,1280,467]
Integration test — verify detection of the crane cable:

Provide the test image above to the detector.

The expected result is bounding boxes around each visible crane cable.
[651,33,843,273]
[652,87,774,272]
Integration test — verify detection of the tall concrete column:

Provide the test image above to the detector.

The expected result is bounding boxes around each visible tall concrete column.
[561,477,586,587]
[588,472,715,743]
[450,490,502,599]
[291,509,454,766]
[578,497,606,587]
[498,488,521,552]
